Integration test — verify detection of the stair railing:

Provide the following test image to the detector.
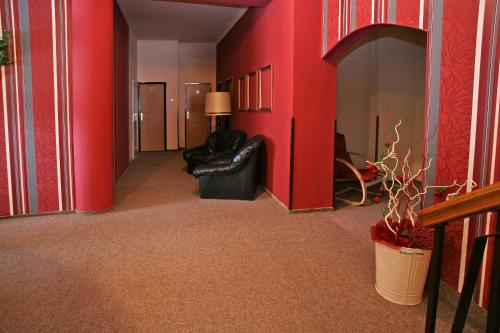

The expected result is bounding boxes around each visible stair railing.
[417,181,500,333]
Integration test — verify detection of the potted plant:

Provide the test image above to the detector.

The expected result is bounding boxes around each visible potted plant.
[367,120,473,305]
[0,30,10,65]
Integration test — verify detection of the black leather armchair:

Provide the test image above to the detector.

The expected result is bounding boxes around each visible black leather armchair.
[183,130,246,174]
[193,135,265,200]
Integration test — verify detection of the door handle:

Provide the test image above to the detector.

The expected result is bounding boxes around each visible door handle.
[140,112,144,121]
[186,111,190,120]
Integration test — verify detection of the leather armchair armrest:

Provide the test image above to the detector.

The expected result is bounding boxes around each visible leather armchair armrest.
[193,161,239,177]
[213,149,237,158]
[209,156,233,165]
[183,145,210,160]
[184,145,209,155]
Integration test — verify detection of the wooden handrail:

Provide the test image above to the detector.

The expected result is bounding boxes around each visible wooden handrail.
[419,181,500,332]
[417,182,500,227]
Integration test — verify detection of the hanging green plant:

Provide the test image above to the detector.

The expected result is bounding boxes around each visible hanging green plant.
[0,30,11,65]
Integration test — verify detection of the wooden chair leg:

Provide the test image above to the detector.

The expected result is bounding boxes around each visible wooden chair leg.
[335,196,365,206]
[334,158,385,207]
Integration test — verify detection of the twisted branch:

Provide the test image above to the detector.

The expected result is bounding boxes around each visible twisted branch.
[367,120,475,239]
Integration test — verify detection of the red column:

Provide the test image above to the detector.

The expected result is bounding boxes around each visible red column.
[72,0,114,212]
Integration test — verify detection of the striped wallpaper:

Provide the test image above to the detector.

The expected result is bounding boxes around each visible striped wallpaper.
[323,0,428,55]
[0,0,73,217]
[323,0,500,309]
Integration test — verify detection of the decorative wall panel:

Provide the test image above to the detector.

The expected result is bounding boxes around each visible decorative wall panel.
[237,75,248,110]
[258,65,272,111]
[248,71,257,111]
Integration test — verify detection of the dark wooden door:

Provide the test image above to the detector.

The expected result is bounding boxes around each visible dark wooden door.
[139,83,166,151]
[185,83,211,148]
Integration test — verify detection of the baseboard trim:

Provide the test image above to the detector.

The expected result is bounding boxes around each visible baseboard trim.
[76,206,114,215]
[289,207,335,214]
[0,210,75,220]
[260,185,335,214]
[260,185,288,211]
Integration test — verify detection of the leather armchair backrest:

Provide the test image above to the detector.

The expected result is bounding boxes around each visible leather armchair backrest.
[232,135,264,165]
[207,130,246,152]
[206,131,223,152]
[217,130,247,151]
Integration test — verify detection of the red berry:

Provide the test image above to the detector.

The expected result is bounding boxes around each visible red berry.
[373,197,380,204]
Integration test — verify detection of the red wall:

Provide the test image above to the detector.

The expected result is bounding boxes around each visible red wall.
[218,0,499,307]
[216,0,334,210]
[114,3,129,181]
[72,0,114,212]
[217,0,295,207]
[291,0,336,210]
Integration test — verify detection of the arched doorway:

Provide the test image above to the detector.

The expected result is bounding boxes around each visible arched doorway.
[333,26,427,207]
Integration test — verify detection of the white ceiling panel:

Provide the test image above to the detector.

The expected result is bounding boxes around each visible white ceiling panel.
[117,0,247,42]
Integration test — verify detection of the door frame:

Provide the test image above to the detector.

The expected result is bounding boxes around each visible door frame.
[138,82,167,152]
[131,79,139,160]
[184,82,212,148]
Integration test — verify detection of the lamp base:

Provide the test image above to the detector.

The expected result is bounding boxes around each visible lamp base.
[215,115,229,131]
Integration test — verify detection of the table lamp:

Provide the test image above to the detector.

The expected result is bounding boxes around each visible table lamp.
[205,92,232,131]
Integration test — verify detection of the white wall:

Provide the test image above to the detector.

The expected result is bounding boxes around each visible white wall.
[136,40,216,150]
[372,34,426,173]
[128,31,138,160]
[336,42,374,166]
[137,40,179,150]
[336,28,426,173]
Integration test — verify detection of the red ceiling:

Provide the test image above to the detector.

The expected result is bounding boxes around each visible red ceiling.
[157,0,271,7]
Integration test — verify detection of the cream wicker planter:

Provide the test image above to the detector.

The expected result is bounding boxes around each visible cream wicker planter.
[374,241,432,305]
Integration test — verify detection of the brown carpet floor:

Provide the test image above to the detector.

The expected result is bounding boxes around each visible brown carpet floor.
[0,152,486,332]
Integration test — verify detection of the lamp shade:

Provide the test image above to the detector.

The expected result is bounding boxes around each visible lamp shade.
[205,92,232,116]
